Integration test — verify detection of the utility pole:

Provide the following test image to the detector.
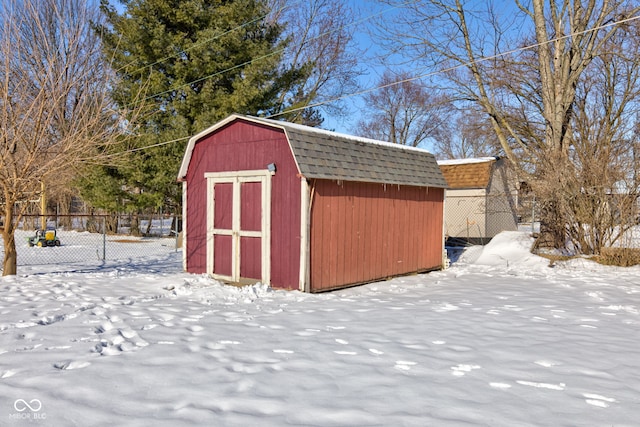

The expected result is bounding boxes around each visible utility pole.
[41,182,46,230]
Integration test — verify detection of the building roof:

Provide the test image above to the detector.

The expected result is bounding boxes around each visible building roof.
[178,114,448,188]
[437,157,498,189]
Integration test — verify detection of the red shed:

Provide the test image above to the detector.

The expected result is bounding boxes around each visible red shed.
[177,114,448,292]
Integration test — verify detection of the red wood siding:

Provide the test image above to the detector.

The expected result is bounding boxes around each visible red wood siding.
[309,180,444,292]
[185,120,301,289]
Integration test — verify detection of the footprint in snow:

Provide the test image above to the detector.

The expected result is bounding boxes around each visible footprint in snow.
[37,313,71,325]
[433,303,459,312]
[14,321,38,329]
[119,328,138,339]
[586,291,605,301]
[583,393,616,408]
[395,361,417,371]
[294,329,320,337]
[94,321,114,334]
[92,327,148,356]
[489,382,512,389]
[516,380,565,390]
[1,369,17,378]
[53,360,91,370]
[451,364,481,376]
[534,360,559,368]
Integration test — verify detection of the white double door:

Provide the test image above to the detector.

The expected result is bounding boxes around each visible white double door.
[206,171,272,285]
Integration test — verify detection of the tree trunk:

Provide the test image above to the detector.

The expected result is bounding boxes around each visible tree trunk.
[1,203,18,276]
[86,215,97,233]
[145,214,153,236]
[534,199,566,251]
[2,231,17,276]
[130,213,141,236]
[106,213,118,234]
[58,193,73,229]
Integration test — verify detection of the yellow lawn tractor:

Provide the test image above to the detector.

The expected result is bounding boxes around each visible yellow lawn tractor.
[27,228,61,247]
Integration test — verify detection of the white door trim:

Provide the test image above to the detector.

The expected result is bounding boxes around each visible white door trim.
[205,170,272,285]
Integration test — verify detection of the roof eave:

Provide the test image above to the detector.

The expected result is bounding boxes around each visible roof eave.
[178,114,293,181]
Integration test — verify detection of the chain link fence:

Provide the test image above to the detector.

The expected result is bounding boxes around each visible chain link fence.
[1,214,181,274]
[444,192,640,254]
[444,193,538,247]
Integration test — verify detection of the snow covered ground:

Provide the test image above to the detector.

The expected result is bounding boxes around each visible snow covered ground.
[0,231,638,426]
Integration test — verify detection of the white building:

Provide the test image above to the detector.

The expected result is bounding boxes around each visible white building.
[439,157,519,244]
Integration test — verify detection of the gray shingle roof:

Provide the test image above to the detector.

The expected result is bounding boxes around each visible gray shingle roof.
[178,114,448,188]
[249,116,448,189]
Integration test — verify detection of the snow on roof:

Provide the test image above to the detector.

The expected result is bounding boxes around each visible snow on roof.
[437,157,499,166]
[252,115,433,155]
[178,114,448,188]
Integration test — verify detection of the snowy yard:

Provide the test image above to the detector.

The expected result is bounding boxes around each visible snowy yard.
[4,230,178,270]
[0,231,638,426]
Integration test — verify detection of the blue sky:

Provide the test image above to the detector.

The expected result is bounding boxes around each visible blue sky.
[320,0,396,134]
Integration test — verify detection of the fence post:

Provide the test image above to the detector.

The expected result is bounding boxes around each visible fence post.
[102,217,106,261]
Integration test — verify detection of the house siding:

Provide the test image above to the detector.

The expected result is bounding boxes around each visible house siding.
[309,180,444,292]
[443,188,487,239]
[184,121,301,289]
[440,158,519,242]
[486,160,518,238]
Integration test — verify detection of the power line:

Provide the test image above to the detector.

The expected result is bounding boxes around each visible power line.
[109,0,301,75]
[105,1,406,158]
[101,136,192,160]
[115,10,640,155]
[127,1,405,107]
[267,12,640,119]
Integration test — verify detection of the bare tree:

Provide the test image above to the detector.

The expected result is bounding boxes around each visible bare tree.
[356,70,452,147]
[374,0,640,252]
[557,21,640,254]
[0,0,143,275]
[432,105,502,159]
[269,0,363,125]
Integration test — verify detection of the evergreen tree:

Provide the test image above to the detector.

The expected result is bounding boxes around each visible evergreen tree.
[81,0,301,222]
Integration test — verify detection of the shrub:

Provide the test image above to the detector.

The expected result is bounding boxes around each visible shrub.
[594,248,640,267]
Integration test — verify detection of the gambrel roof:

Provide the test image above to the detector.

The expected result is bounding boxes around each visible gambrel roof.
[178,114,448,189]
